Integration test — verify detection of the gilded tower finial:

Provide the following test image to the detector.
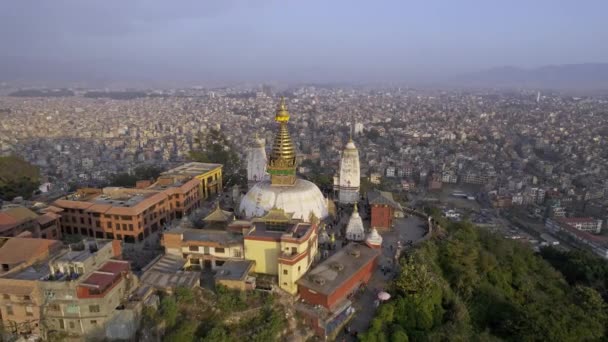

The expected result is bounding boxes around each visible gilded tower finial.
[268,98,297,186]
[275,97,290,123]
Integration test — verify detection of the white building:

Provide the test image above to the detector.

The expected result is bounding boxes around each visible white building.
[335,139,361,204]
[246,133,267,189]
[345,204,365,241]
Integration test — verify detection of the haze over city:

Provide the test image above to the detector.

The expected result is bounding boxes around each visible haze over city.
[2,0,608,86]
[1,2,608,341]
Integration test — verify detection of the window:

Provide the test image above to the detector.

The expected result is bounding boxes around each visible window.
[107,222,112,228]
[122,224,127,230]
[215,247,225,254]
[128,224,133,231]
[59,319,65,329]
[283,269,288,275]
[48,304,60,312]
[23,295,30,301]
[89,305,100,313]
[189,246,199,252]
[25,306,33,316]
[90,320,97,325]
[6,305,13,315]
[232,249,242,258]
[69,321,75,329]
[2,294,9,299]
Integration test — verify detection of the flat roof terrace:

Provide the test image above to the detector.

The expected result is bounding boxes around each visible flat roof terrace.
[161,162,222,177]
[297,243,380,296]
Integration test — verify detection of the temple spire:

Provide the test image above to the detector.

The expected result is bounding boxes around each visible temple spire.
[267,98,297,186]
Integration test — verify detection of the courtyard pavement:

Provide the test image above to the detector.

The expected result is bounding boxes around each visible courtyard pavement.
[335,215,426,341]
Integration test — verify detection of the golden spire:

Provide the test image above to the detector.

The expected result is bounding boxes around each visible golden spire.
[267,98,297,186]
[275,97,290,123]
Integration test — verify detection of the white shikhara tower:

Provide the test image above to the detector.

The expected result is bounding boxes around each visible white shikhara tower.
[345,204,365,241]
[246,133,267,189]
[335,138,361,204]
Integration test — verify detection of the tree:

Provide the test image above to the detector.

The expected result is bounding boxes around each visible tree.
[163,320,198,342]
[0,155,40,200]
[190,129,246,188]
[109,164,163,187]
[160,296,178,330]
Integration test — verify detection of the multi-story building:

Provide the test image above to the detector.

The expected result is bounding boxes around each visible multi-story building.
[159,162,223,200]
[560,217,603,234]
[296,242,380,339]
[244,209,319,295]
[52,163,222,244]
[162,227,244,270]
[160,205,319,295]
[442,170,458,184]
[0,238,133,340]
[0,207,61,240]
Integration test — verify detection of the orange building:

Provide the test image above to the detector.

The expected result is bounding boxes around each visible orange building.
[367,190,402,231]
[0,207,61,240]
[53,163,223,244]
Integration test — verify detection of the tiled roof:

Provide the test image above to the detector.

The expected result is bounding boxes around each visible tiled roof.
[0,237,60,265]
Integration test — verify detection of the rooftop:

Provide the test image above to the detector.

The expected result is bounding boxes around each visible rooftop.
[90,188,159,208]
[297,243,380,297]
[214,260,255,282]
[54,240,112,263]
[246,221,313,241]
[161,162,222,177]
[367,190,402,210]
[140,254,199,290]
[80,260,129,290]
[0,237,61,268]
[166,227,243,246]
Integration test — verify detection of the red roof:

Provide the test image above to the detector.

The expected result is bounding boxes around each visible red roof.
[0,213,19,232]
[80,260,129,290]
[560,223,608,245]
[81,272,117,290]
[98,260,130,274]
[561,217,597,224]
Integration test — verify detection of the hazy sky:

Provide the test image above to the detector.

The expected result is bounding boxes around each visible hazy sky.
[1,0,607,84]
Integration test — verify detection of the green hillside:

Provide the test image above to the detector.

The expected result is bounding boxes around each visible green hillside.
[360,221,608,341]
[0,155,40,200]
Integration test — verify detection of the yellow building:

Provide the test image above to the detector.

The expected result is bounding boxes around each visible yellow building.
[161,162,223,199]
[244,209,319,294]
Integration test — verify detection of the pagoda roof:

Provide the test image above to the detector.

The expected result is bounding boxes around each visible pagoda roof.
[253,208,294,224]
[203,204,234,223]
[367,190,402,210]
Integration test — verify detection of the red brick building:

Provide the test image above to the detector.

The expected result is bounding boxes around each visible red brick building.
[296,243,380,338]
[367,190,402,231]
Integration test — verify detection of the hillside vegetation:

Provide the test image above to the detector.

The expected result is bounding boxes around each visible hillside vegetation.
[0,156,40,200]
[361,221,608,341]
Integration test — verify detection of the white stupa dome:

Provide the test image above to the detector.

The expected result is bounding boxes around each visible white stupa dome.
[366,228,383,247]
[239,179,328,222]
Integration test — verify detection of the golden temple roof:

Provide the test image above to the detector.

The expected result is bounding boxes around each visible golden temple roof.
[268,98,297,186]
[254,207,294,224]
[203,203,234,222]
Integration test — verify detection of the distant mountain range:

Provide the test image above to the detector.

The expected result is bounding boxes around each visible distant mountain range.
[454,63,608,90]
